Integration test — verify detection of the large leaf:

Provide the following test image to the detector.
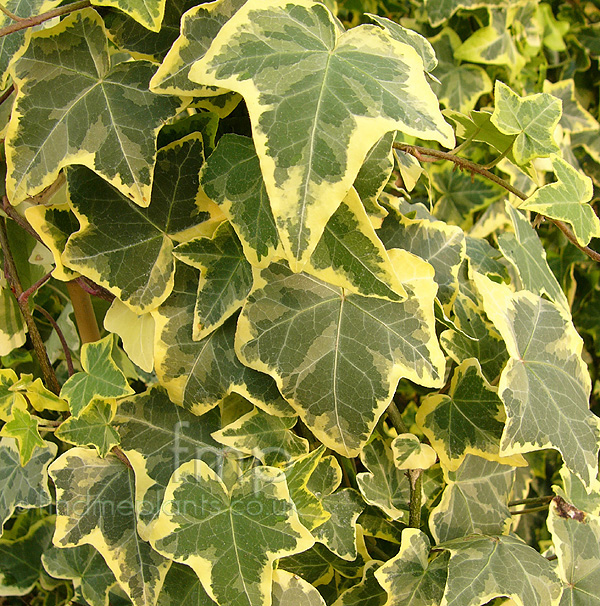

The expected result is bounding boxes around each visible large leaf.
[375,529,448,606]
[548,499,600,606]
[236,260,444,457]
[189,0,454,268]
[114,385,222,537]
[49,448,171,606]
[518,155,600,247]
[149,461,314,606]
[92,0,166,32]
[153,262,293,416]
[64,134,217,313]
[430,455,515,543]
[5,9,182,207]
[474,273,600,487]
[439,534,562,606]
[0,437,56,535]
[159,562,217,606]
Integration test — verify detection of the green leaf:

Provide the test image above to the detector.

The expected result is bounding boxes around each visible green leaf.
[236,260,444,457]
[190,0,454,268]
[445,108,515,156]
[375,528,448,606]
[153,262,293,416]
[331,560,387,606]
[212,407,309,466]
[49,448,171,606]
[43,544,117,606]
[423,0,511,27]
[174,221,253,340]
[159,562,217,606]
[0,287,26,357]
[391,434,437,470]
[543,79,599,134]
[490,81,561,165]
[64,134,215,313]
[0,408,45,466]
[313,488,364,561]
[0,369,27,421]
[150,0,247,96]
[439,534,562,606]
[56,397,120,457]
[272,569,326,606]
[429,28,493,113]
[548,498,600,606]
[60,335,134,417]
[0,514,55,595]
[430,455,515,543]
[307,455,342,499]
[356,434,409,521]
[92,0,166,32]
[417,359,525,471]
[518,155,600,247]
[499,204,570,311]
[554,466,600,517]
[6,9,182,207]
[475,273,600,488]
[114,385,222,537]
[0,437,56,534]
[149,461,314,606]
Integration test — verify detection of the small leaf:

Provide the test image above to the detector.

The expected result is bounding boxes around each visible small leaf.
[491,80,561,165]
[1,407,45,466]
[60,335,134,417]
[391,434,437,470]
[272,569,326,606]
[0,369,27,421]
[149,461,314,606]
[519,155,600,246]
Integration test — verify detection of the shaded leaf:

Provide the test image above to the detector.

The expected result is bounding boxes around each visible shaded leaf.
[159,562,217,606]
[149,461,314,606]
[190,0,454,268]
[0,287,25,357]
[272,569,326,606]
[331,560,387,606]
[307,455,342,499]
[92,0,166,31]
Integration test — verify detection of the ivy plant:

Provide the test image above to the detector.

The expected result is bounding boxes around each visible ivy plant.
[0,0,600,605]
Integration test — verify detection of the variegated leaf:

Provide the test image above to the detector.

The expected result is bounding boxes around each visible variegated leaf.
[49,448,171,606]
[474,273,600,487]
[159,562,217,606]
[1,407,46,465]
[331,560,387,606]
[423,0,511,27]
[92,0,166,32]
[543,79,599,134]
[149,461,314,606]
[6,9,181,207]
[272,569,326,606]
[190,0,454,268]
[153,262,294,416]
[236,259,444,457]
[0,287,25,357]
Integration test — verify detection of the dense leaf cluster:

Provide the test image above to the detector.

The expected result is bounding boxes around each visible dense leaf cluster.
[0,0,599,604]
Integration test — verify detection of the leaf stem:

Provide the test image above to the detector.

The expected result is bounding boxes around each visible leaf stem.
[34,304,75,376]
[510,504,551,515]
[0,0,91,38]
[0,84,14,105]
[66,280,100,344]
[407,469,422,528]
[2,196,45,245]
[17,270,51,305]
[394,143,600,264]
[387,400,409,434]
[0,217,60,394]
[0,5,26,21]
[508,495,554,507]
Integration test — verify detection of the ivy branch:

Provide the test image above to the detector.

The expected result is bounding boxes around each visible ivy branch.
[394,143,600,264]
[0,0,91,37]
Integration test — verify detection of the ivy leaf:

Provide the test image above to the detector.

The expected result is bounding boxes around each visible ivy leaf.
[0,369,27,421]
[445,108,515,156]
[150,0,247,96]
[43,544,117,606]
[272,569,326,606]
[554,466,600,517]
[429,28,493,113]
[0,288,26,357]
[11,374,68,413]
[423,0,511,27]
[60,335,134,417]
[211,407,309,466]
[55,398,120,457]
[49,448,171,606]
[490,81,561,165]
[543,79,599,134]
[331,560,387,606]
[114,385,222,537]
[474,273,600,487]
[190,0,454,269]
[356,434,410,521]
[236,259,444,457]
[498,204,570,312]
[159,562,217,606]
[0,514,55,596]
[314,488,364,561]
[0,407,45,466]
[519,155,600,247]
[439,534,562,606]
[307,455,342,499]
[174,221,253,340]
[6,9,182,207]
[548,498,600,605]
[92,0,166,32]
[430,456,515,543]
[375,529,448,606]
[153,263,294,417]
[391,434,437,470]
[64,134,216,314]
[149,461,314,606]
[417,359,523,471]
[0,437,56,534]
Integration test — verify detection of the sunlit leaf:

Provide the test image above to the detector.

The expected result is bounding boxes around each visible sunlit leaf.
[543,79,599,134]
[0,407,45,466]
[272,569,326,606]
[92,0,166,32]
[423,0,511,27]
[0,369,27,421]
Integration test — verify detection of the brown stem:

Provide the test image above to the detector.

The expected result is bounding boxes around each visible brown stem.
[0,0,91,38]
[0,217,60,394]
[394,143,600,264]
[0,4,25,21]
[66,280,100,344]
[34,304,75,376]
[112,446,133,469]
[2,196,45,245]
[17,270,51,305]
[0,84,14,105]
